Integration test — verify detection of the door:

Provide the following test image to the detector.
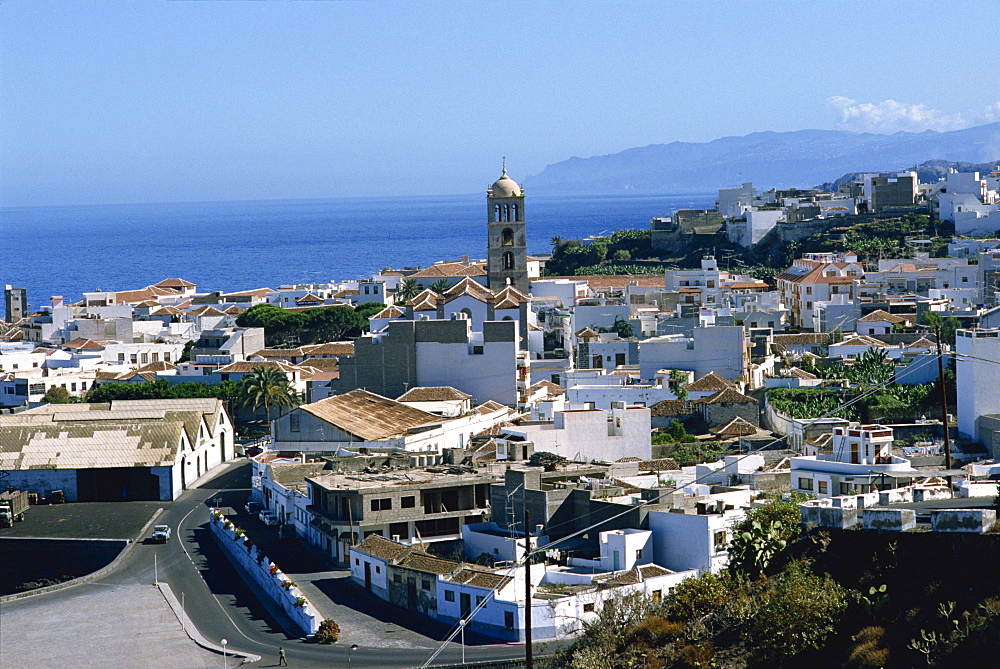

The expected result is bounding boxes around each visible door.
[364,562,372,591]
[460,592,471,619]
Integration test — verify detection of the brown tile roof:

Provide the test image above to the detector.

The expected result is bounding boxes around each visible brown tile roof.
[407,289,439,311]
[475,400,508,415]
[372,305,405,319]
[444,277,490,298]
[575,327,600,339]
[222,288,274,298]
[297,358,340,372]
[397,386,472,402]
[775,261,863,285]
[703,387,756,404]
[788,367,818,379]
[295,293,326,304]
[649,400,693,417]
[354,534,413,562]
[215,360,298,374]
[602,564,674,586]
[528,380,565,396]
[254,348,305,359]
[149,306,183,316]
[268,462,328,493]
[302,342,355,357]
[908,336,937,349]
[222,305,244,315]
[711,416,760,436]
[543,274,665,291]
[154,278,196,289]
[637,458,680,471]
[299,389,440,441]
[136,361,176,373]
[63,338,105,351]
[408,262,487,279]
[858,309,907,324]
[189,306,226,317]
[683,372,735,392]
[450,568,512,590]
[397,552,461,575]
[112,286,178,304]
[837,335,887,348]
[773,333,828,346]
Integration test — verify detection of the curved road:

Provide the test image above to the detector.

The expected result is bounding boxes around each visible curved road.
[10,462,532,668]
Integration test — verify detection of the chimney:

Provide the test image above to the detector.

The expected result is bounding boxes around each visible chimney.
[436,294,446,320]
[486,293,496,321]
[51,296,64,308]
[462,255,470,266]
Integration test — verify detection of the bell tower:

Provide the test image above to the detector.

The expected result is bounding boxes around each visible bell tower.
[486,162,529,293]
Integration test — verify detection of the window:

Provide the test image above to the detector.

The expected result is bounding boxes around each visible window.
[472,346,484,355]
[501,228,514,247]
[370,498,392,511]
[394,574,402,583]
[141,353,148,364]
[445,590,455,602]
[401,496,415,508]
[651,590,662,604]
[355,558,360,566]
[375,566,381,574]
[583,602,595,613]
[798,477,814,491]
[152,352,159,362]
[818,481,828,494]
[422,579,431,591]
[504,610,514,630]
[164,352,171,362]
[289,413,301,433]
[502,252,514,271]
[118,353,125,362]
[713,530,727,551]
[806,286,812,295]
[476,596,484,606]
[130,355,137,364]
[840,483,851,495]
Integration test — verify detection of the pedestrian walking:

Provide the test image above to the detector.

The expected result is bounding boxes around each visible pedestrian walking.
[278,646,288,666]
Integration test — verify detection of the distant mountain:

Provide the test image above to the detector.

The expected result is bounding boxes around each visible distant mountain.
[526,124,1000,194]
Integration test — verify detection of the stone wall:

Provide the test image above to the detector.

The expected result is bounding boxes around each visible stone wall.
[209,511,319,635]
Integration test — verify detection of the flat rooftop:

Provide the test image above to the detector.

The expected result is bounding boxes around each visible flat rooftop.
[308,467,499,492]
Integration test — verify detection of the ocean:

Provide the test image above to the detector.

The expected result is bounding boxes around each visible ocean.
[1,192,714,311]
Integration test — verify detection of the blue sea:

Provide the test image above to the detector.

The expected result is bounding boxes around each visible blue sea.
[1,192,713,311]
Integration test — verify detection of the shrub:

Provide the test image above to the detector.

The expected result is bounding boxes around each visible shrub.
[675,642,714,669]
[625,616,685,646]
[293,596,306,608]
[748,562,848,660]
[662,572,730,621]
[281,580,296,589]
[315,619,340,644]
[847,626,890,668]
[269,565,280,575]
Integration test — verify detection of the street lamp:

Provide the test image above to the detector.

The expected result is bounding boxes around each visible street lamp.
[221,639,228,669]
[349,643,359,668]
[459,618,467,666]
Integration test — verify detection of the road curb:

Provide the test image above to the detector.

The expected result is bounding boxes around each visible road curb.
[157,581,262,664]
[0,507,164,604]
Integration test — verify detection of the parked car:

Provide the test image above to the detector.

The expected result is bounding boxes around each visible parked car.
[244,447,263,457]
[260,512,280,526]
[245,501,262,515]
[151,525,172,543]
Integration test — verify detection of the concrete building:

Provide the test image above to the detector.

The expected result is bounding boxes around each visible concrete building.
[326,317,519,406]
[305,467,498,563]
[648,502,746,574]
[775,256,864,330]
[638,326,747,382]
[502,405,652,462]
[4,286,27,323]
[956,328,1000,448]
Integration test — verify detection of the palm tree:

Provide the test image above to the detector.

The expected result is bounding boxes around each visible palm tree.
[396,278,420,303]
[237,367,299,427]
[550,236,564,249]
[430,278,450,295]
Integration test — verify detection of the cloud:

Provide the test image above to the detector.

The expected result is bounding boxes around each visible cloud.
[826,96,967,133]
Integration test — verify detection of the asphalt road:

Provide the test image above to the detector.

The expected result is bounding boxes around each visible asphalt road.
[9,461,532,668]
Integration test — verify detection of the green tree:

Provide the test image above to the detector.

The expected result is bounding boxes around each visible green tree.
[430,278,450,294]
[728,497,803,578]
[396,278,420,303]
[236,367,299,424]
[42,386,75,404]
[612,249,631,262]
[354,301,386,323]
[178,340,195,363]
[302,306,365,343]
[919,310,960,346]
[668,370,689,401]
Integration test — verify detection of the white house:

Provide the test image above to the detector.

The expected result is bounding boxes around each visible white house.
[503,405,651,462]
[648,503,747,574]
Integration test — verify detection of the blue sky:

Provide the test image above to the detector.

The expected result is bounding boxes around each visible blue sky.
[3,0,999,207]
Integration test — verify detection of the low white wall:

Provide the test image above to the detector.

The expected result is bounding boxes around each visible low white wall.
[209,511,319,634]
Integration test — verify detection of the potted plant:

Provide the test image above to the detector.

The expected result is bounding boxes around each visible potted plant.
[281,580,296,590]
[269,565,280,575]
[293,597,306,608]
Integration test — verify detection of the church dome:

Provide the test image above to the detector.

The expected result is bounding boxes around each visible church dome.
[490,167,521,197]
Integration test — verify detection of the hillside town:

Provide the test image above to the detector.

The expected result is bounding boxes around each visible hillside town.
[6,165,1000,666]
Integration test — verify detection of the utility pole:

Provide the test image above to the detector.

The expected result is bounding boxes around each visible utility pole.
[524,508,532,669]
[934,324,953,487]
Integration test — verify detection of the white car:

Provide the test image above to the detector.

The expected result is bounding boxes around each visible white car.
[151,525,172,543]
[259,512,280,526]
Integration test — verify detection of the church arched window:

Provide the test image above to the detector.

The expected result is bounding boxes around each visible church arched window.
[503,204,511,222]
[494,204,502,222]
[501,228,514,246]
[502,252,514,270]
[511,204,519,221]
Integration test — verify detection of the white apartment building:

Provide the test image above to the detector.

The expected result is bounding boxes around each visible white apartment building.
[775,256,864,330]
